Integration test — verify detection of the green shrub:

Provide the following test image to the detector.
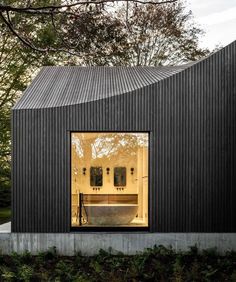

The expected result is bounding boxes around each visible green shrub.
[0,246,235,281]
[17,264,34,281]
[53,260,75,281]
[0,265,15,281]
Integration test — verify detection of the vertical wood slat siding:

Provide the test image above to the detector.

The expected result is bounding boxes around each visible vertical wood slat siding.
[12,42,236,232]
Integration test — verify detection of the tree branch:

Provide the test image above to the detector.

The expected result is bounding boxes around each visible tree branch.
[50,12,80,49]
[0,1,177,15]
[0,12,80,55]
[0,0,178,55]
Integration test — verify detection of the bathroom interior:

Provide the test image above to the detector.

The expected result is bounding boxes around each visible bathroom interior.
[71,132,148,228]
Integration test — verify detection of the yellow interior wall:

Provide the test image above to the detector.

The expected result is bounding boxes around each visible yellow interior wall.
[72,144,139,195]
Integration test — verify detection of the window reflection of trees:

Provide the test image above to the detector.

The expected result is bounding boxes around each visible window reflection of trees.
[72,133,148,162]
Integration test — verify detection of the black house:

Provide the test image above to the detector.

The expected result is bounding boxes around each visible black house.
[12,41,236,233]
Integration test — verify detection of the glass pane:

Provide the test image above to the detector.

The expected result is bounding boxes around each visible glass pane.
[71,132,149,228]
[114,167,126,186]
[90,167,103,186]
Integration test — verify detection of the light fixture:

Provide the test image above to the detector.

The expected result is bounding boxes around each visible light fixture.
[130,168,134,175]
[82,168,86,175]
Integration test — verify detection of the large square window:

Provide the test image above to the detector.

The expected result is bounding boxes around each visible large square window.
[71,132,149,228]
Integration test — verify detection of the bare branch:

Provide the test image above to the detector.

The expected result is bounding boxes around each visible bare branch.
[0,0,178,55]
[0,1,177,15]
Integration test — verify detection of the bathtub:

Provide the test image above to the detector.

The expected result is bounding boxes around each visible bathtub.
[83,204,138,225]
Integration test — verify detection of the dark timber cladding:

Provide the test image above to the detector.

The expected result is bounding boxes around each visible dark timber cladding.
[12,41,236,232]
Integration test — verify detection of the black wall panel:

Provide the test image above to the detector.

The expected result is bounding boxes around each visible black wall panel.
[12,41,236,232]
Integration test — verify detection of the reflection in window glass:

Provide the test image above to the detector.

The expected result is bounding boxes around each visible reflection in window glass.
[114,167,126,186]
[71,132,149,228]
[90,167,103,186]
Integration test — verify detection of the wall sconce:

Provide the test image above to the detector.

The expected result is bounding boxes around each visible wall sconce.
[106,167,110,175]
[131,168,134,175]
[82,168,86,175]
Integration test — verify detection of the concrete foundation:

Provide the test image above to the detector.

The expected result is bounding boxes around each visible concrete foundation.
[0,232,236,255]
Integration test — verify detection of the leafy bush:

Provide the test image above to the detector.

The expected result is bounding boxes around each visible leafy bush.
[0,246,235,281]
[0,186,11,208]
[17,265,34,281]
[0,265,15,281]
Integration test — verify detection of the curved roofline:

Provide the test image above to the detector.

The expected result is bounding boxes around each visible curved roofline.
[12,40,236,110]
[12,65,193,110]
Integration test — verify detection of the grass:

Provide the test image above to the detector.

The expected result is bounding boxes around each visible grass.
[0,246,235,281]
[0,207,11,225]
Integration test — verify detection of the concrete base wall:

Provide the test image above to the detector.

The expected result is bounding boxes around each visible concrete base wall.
[0,233,236,255]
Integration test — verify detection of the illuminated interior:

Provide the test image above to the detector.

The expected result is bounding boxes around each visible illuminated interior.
[71,132,148,228]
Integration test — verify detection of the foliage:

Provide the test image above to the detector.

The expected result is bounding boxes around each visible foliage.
[117,1,209,66]
[0,245,235,281]
[0,0,210,205]
[0,1,209,65]
[0,185,11,208]
[0,207,11,224]
[65,9,129,66]
[0,9,75,202]
[0,0,177,55]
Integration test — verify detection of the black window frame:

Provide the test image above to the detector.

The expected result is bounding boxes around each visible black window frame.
[70,131,150,232]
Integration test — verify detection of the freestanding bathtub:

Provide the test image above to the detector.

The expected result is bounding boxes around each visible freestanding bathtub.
[84,204,138,225]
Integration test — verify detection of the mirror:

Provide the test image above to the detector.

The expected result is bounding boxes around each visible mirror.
[90,167,103,186]
[114,167,126,186]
